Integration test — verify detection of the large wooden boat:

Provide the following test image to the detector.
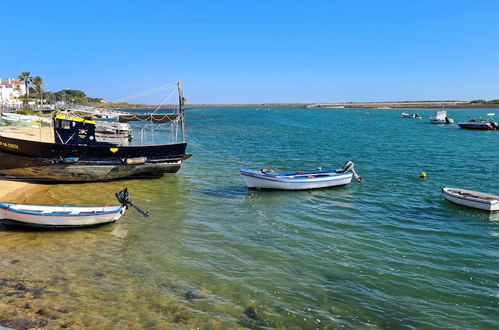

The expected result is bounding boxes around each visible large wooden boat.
[0,82,189,182]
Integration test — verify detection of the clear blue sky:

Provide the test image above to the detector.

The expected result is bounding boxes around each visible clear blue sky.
[2,0,499,104]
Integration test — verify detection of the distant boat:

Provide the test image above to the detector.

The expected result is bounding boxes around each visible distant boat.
[458,119,498,130]
[430,110,454,124]
[240,161,362,190]
[442,187,499,212]
[401,112,422,119]
[0,188,148,228]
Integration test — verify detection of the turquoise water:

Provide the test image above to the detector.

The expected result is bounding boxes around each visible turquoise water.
[1,107,498,328]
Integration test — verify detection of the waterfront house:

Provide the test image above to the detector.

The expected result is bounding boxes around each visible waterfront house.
[0,78,26,106]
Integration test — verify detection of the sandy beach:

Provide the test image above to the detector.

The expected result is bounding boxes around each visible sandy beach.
[0,180,41,203]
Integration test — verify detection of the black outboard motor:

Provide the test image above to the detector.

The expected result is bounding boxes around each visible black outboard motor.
[115,188,149,217]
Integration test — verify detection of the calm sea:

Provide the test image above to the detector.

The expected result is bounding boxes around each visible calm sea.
[0,107,498,328]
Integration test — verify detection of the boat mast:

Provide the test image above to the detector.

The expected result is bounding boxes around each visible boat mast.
[177,81,185,142]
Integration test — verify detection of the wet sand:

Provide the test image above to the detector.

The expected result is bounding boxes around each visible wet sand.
[0,180,41,203]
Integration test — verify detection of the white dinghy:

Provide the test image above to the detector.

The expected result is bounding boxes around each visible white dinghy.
[240,161,362,190]
[0,188,148,228]
[442,187,499,212]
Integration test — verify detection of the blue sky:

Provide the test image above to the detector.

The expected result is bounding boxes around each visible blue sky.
[2,0,499,104]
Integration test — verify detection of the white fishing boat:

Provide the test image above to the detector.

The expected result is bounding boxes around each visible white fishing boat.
[240,161,362,190]
[430,110,454,124]
[401,112,422,119]
[0,188,148,228]
[442,187,499,212]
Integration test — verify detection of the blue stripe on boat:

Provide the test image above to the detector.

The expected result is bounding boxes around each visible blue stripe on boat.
[240,170,350,183]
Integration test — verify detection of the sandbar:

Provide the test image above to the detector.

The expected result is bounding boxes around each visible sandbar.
[0,180,41,203]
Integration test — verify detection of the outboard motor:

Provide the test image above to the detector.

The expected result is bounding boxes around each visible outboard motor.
[342,161,363,183]
[115,188,149,217]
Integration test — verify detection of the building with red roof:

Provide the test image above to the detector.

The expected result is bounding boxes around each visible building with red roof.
[0,77,27,106]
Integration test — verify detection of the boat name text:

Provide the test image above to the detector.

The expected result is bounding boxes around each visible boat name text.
[0,140,19,149]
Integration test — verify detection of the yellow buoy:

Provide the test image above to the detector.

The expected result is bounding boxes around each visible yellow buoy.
[419,172,427,179]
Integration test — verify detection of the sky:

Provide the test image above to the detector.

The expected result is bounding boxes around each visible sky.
[2,0,499,104]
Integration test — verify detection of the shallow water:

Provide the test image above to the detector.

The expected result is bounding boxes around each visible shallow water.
[0,107,498,328]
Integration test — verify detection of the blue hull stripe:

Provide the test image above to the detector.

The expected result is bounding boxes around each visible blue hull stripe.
[240,171,351,183]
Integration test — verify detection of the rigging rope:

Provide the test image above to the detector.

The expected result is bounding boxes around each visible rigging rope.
[151,88,178,115]
[112,82,177,103]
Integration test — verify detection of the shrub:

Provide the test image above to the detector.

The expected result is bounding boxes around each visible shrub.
[18,106,36,115]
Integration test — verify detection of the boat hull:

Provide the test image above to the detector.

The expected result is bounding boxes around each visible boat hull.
[240,170,353,190]
[442,187,499,212]
[0,135,187,181]
[458,122,497,130]
[430,119,446,124]
[0,204,127,228]
[0,152,182,181]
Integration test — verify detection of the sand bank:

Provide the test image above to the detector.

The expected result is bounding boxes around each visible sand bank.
[0,180,42,203]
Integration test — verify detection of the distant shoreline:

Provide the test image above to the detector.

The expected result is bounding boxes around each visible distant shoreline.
[103,102,499,110]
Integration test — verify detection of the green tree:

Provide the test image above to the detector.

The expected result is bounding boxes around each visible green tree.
[18,71,33,104]
[32,76,43,105]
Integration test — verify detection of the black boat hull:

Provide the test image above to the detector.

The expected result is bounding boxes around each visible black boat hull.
[0,135,187,182]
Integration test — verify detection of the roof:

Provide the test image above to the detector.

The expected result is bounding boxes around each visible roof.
[0,80,22,85]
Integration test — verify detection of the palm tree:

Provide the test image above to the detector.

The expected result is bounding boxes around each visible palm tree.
[32,76,43,105]
[18,71,33,104]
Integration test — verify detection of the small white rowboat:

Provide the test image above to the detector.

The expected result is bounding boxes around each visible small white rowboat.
[0,188,148,228]
[240,161,362,190]
[0,204,126,228]
[442,187,499,212]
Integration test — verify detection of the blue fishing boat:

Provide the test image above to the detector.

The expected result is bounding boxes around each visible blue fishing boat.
[240,161,362,190]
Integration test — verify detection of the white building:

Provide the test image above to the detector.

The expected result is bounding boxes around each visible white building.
[0,78,27,106]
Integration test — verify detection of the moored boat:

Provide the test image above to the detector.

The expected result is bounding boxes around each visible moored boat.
[442,187,499,212]
[401,113,422,119]
[0,188,148,228]
[240,161,362,190]
[458,119,498,130]
[0,82,190,181]
[430,110,453,124]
